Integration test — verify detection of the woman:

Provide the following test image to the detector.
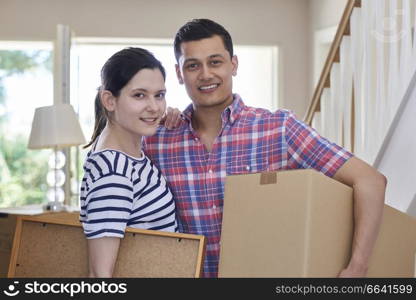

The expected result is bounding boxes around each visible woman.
[80,47,179,277]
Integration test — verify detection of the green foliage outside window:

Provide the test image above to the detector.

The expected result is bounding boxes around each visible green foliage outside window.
[0,50,52,207]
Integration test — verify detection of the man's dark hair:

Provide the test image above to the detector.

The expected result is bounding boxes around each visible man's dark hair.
[174,18,234,61]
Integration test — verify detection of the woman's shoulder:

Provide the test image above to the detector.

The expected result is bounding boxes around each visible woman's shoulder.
[83,149,147,183]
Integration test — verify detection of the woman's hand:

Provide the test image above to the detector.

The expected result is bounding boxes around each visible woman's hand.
[161,107,182,130]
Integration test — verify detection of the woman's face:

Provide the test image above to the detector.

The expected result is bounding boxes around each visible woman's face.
[111,68,167,137]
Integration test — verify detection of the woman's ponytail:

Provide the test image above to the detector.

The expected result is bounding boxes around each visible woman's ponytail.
[83,92,107,149]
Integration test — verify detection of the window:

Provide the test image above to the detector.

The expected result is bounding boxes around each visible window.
[0,42,53,207]
[233,45,278,111]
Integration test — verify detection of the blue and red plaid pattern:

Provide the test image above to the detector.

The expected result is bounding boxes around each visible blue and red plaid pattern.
[143,94,353,277]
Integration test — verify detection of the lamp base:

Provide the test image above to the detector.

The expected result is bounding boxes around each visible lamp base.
[43,201,65,212]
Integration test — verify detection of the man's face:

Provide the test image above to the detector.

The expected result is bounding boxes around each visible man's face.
[175,35,238,109]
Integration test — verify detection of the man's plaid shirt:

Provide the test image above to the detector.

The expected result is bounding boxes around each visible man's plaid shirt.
[143,94,353,277]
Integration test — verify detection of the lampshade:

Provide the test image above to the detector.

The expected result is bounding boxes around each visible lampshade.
[28,104,86,149]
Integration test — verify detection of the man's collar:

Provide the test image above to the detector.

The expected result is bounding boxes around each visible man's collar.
[181,94,245,125]
[226,94,244,124]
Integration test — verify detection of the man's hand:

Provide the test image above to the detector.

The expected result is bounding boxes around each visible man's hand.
[160,107,182,130]
[338,260,368,278]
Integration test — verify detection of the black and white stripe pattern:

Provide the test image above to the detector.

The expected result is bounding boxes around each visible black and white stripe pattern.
[80,150,177,238]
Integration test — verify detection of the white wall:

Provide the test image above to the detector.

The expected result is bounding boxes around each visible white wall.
[308,0,348,106]
[375,71,416,215]
[309,0,348,30]
[0,0,310,117]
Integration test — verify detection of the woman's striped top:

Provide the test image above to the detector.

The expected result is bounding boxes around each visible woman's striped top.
[79,149,178,239]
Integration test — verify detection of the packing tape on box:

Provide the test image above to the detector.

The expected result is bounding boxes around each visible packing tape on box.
[260,172,277,185]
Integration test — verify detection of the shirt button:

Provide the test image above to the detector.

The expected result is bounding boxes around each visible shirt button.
[213,204,216,209]
[245,165,250,171]
[194,137,199,141]
[208,169,213,174]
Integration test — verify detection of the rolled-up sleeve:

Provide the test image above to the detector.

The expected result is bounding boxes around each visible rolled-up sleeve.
[284,111,353,177]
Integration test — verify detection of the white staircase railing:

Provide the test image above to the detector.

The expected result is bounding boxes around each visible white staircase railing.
[305,0,416,165]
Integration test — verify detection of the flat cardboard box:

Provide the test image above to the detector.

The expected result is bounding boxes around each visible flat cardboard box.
[218,169,416,277]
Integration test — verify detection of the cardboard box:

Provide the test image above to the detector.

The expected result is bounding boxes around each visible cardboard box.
[218,169,416,277]
[367,205,416,277]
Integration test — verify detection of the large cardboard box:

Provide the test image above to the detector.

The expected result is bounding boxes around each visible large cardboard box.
[218,169,416,277]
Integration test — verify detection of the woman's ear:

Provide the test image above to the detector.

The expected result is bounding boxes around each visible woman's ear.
[100,90,116,112]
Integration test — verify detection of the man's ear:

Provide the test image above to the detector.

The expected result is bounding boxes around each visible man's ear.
[231,55,238,76]
[100,90,116,112]
[175,64,184,84]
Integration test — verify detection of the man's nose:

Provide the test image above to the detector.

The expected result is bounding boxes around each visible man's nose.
[198,64,213,81]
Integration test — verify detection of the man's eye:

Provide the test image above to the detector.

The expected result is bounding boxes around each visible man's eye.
[211,60,222,65]
[134,93,145,98]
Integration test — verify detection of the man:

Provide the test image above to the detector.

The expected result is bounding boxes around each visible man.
[144,19,387,278]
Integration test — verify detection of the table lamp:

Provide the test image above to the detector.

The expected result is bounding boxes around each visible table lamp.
[28,103,86,211]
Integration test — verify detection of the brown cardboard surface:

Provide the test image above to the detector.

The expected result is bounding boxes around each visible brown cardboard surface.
[367,205,416,277]
[218,169,416,277]
[8,213,206,278]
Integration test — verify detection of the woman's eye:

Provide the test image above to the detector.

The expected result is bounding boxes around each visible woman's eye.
[134,93,145,98]
[156,93,166,99]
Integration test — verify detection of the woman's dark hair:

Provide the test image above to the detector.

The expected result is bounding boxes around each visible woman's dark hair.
[84,47,166,148]
[174,18,234,61]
